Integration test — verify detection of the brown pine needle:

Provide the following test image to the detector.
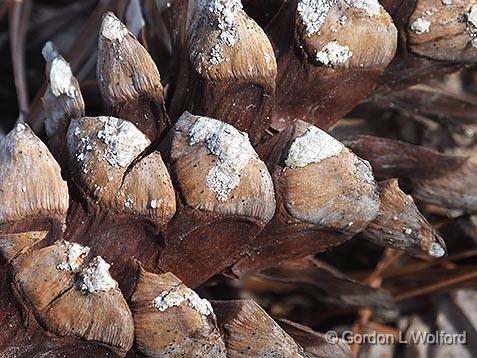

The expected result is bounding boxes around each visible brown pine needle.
[394,270,477,301]
[350,249,402,357]
[383,249,477,279]
[9,0,31,116]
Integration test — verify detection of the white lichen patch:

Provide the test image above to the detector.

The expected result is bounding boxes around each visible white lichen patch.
[149,199,158,209]
[353,158,376,185]
[441,0,452,5]
[297,0,380,36]
[196,0,243,66]
[429,242,445,257]
[188,116,255,201]
[101,13,129,42]
[15,122,26,133]
[297,0,338,36]
[69,125,94,172]
[205,0,242,36]
[41,42,77,98]
[285,125,343,168]
[410,17,430,35]
[344,0,381,17]
[209,44,224,65]
[219,30,236,46]
[49,58,77,98]
[152,285,213,316]
[124,197,133,208]
[57,241,90,271]
[467,5,477,48]
[315,41,353,66]
[96,116,149,168]
[78,256,118,293]
[5,123,29,146]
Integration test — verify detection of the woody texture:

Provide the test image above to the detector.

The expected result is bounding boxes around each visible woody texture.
[1,0,477,357]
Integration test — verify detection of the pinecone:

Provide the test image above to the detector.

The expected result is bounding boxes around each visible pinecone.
[1,0,477,357]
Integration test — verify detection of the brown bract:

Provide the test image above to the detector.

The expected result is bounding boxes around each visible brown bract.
[66,116,176,229]
[343,135,467,180]
[187,0,276,86]
[212,299,306,357]
[296,0,397,69]
[158,112,276,286]
[344,135,476,213]
[130,265,226,357]
[377,0,477,93]
[231,120,379,276]
[42,257,134,354]
[170,0,277,144]
[41,41,84,164]
[258,257,396,313]
[12,243,134,354]
[276,122,379,232]
[97,12,169,140]
[268,0,397,130]
[0,123,69,234]
[412,155,477,213]
[364,179,447,257]
[12,241,83,313]
[407,0,477,62]
[169,112,275,222]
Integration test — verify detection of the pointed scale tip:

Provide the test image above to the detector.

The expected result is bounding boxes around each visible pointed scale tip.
[14,122,27,133]
[41,41,59,63]
[429,241,446,258]
[43,50,77,98]
[101,12,129,42]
